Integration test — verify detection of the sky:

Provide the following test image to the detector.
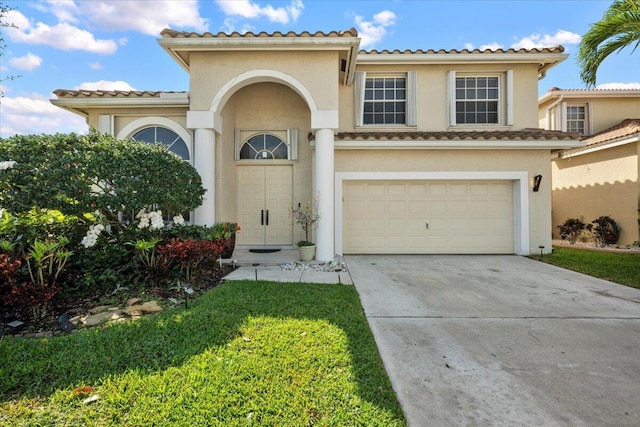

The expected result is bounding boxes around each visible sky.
[1,0,639,138]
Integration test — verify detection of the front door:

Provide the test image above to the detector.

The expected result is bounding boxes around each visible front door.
[237,165,293,246]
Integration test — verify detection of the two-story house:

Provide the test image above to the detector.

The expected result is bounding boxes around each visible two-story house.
[539,88,640,245]
[52,29,581,261]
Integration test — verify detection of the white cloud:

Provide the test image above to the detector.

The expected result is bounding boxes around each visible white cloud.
[5,10,118,54]
[596,82,640,90]
[216,0,304,24]
[89,62,103,70]
[73,80,137,91]
[355,10,397,49]
[465,42,504,51]
[0,93,87,137]
[221,18,255,34]
[9,53,43,71]
[73,0,209,35]
[511,29,581,50]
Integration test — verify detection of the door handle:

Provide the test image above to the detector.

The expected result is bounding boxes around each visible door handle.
[261,209,264,226]
[266,210,269,226]
[426,221,429,229]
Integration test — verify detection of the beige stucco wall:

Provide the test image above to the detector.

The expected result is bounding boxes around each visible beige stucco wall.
[188,50,339,112]
[335,149,553,254]
[87,108,188,133]
[539,96,640,134]
[552,143,640,245]
[341,63,541,132]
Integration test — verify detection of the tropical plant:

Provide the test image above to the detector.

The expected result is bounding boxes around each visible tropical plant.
[577,0,640,87]
[291,199,320,246]
[591,216,620,247]
[557,218,592,244]
[8,237,73,321]
[157,238,224,284]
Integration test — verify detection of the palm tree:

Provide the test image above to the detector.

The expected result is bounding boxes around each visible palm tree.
[577,0,640,87]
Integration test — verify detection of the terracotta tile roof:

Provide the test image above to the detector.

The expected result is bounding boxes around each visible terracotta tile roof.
[582,119,640,146]
[53,89,186,98]
[160,28,358,39]
[309,129,580,142]
[360,46,565,55]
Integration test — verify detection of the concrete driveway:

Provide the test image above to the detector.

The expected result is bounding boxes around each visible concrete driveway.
[346,255,640,427]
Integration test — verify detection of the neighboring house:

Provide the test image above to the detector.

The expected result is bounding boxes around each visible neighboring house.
[539,88,640,245]
[52,29,581,261]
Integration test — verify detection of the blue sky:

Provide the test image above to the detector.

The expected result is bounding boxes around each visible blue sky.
[1,0,639,137]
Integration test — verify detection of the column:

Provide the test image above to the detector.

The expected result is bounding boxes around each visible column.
[193,128,216,226]
[314,128,335,262]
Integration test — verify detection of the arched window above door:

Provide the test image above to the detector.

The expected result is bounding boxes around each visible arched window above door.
[132,126,190,161]
[240,133,287,160]
[235,129,298,161]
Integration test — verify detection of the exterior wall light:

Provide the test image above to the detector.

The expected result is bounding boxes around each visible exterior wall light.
[533,174,542,192]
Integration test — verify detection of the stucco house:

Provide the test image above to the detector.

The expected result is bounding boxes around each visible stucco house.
[51,28,581,261]
[539,88,640,245]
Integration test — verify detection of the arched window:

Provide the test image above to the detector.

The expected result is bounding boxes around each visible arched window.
[239,133,288,160]
[132,126,190,161]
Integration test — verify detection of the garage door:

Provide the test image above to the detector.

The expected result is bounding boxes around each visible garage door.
[343,180,514,254]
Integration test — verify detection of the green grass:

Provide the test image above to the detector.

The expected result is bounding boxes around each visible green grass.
[0,281,405,427]
[531,246,640,289]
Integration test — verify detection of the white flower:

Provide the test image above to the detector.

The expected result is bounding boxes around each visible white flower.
[173,214,185,225]
[0,161,16,170]
[81,223,105,248]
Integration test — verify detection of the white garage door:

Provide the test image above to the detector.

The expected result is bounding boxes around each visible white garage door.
[343,180,514,254]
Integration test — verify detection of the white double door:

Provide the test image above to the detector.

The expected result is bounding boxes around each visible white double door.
[237,165,293,246]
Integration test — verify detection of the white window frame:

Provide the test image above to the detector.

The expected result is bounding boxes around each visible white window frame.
[448,70,513,127]
[234,129,298,161]
[355,71,416,127]
[561,102,591,135]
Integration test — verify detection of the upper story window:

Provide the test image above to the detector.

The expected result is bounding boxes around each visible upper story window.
[363,77,406,125]
[449,70,513,127]
[566,105,586,134]
[355,71,417,127]
[455,76,500,124]
[132,126,190,161]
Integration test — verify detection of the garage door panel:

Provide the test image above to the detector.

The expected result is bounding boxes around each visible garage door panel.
[343,180,514,254]
[387,200,406,215]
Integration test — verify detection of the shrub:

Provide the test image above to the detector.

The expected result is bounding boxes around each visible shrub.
[591,216,620,247]
[0,131,205,231]
[557,218,591,244]
[157,238,224,285]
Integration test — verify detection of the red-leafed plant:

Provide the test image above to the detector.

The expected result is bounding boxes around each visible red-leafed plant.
[157,238,224,284]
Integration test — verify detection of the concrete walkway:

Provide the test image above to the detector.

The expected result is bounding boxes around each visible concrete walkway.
[222,248,352,284]
[347,255,640,427]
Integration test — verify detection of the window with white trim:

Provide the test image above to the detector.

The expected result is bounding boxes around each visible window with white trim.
[355,71,416,127]
[364,76,406,125]
[449,70,513,127]
[566,105,586,134]
[234,130,298,161]
[132,126,190,161]
[455,76,499,124]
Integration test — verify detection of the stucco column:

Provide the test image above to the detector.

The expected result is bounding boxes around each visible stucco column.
[193,128,216,226]
[314,128,335,262]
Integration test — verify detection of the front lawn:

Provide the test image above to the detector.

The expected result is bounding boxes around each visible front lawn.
[0,281,405,427]
[531,246,640,289]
